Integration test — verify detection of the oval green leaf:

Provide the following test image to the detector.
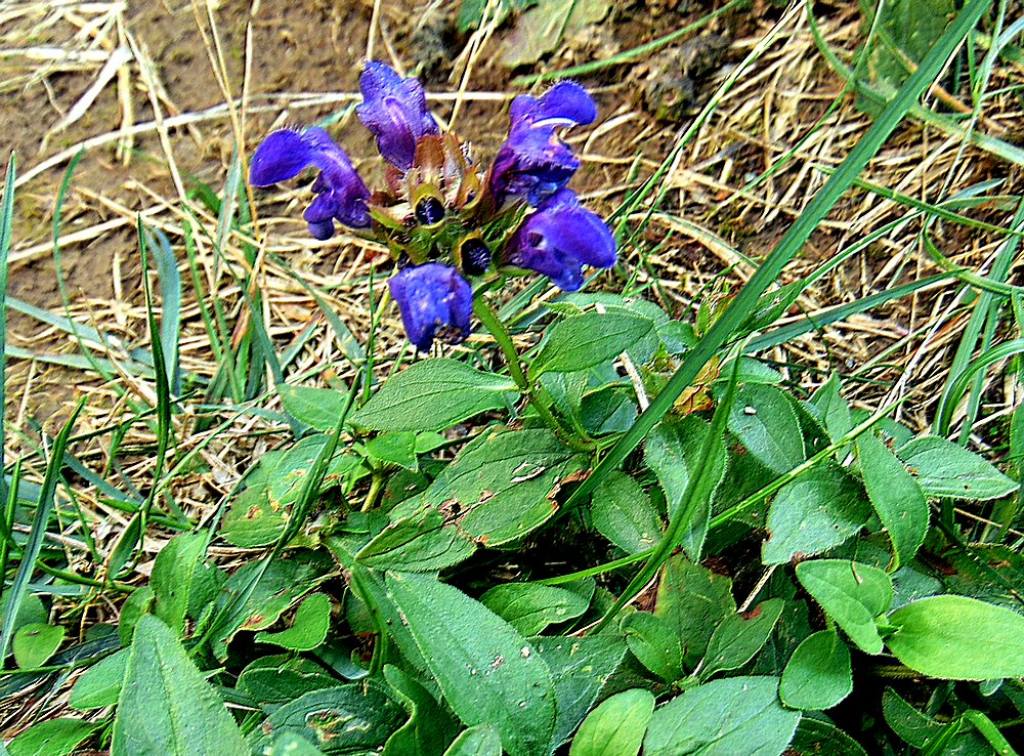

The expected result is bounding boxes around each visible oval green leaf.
[112,615,247,756]
[780,630,853,710]
[350,359,517,432]
[886,595,1024,680]
[795,559,892,655]
[386,571,557,756]
[569,688,655,756]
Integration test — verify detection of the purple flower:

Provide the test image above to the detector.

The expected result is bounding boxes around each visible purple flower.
[250,127,370,240]
[388,263,473,351]
[490,81,597,207]
[506,189,616,291]
[357,61,439,170]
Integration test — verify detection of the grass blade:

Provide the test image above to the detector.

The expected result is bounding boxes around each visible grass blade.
[148,228,182,396]
[0,398,86,667]
[593,352,741,631]
[0,154,16,509]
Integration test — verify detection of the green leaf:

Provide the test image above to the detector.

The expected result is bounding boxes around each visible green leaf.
[896,436,1017,500]
[0,592,46,642]
[762,467,871,565]
[236,654,337,705]
[885,595,1024,680]
[255,593,331,651]
[383,665,460,756]
[270,733,326,756]
[809,373,852,443]
[795,560,893,654]
[481,582,591,635]
[789,717,868,756]
[531,634,631,747]
[443,725,503,756]
[357,507,476,572]
[569,688,655,756]
[350,359,516,432]
[856,433,929,569]
[590,472,661,554]
[365,431,419,471]
[112,615,247,756]
[220,484,289,548]
[623,612,684,682]
[151,532,207,636]
[280,384,350,432]
[644,416,726,558]
[580,386,638,436]
[117,586,154,645]
[208,549,333,660]
[70,648,128,710]
[250,683,404,754]
[646,417,727,519]
[220,438,364,548]
[728,384,805,474]
[863,0,955,96]
[12,623,64,669]
[8,718,97,756]
[701,598,785,679]
[642,676,799,756]
[779,631,852,710]
[882,688,944,747]
[386,571,557,756]
[655,556,735,668]
[392,428,585,546]
[531,312,654,377]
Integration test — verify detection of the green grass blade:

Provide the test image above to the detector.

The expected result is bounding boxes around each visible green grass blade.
[148,228,183,396]
[51,152,115,385]
[0,459,22,587]
[935,338,1024,435]
[560,0,992,515]
[0,154,16,508]
[747,273,954,352]
[935,200,1024,439]
[138,219,175,540]
[593,352,742,632]
[0,398,85,667]
[106,219,178,579]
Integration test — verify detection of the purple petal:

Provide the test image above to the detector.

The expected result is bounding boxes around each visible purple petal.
[506,190,616,291]
[490,127,579,207]
[509,81,597,130]
[490,81,597,206]
[388,263,472,351]
[250,129,317,186]
[357,60,439,170]
[250,127,371,237]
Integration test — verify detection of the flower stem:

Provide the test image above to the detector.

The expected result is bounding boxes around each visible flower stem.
[473,297,528,389]
[472,297,590,452]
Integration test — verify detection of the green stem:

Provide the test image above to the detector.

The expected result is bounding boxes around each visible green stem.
[473,298,591,452]
[361,472,384,513]
[538,549,652,585]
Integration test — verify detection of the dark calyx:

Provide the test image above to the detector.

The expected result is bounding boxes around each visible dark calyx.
[415,196,445,226]
[461,238,491,276]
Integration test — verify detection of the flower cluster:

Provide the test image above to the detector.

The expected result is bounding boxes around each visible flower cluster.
[250,61,616,351]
